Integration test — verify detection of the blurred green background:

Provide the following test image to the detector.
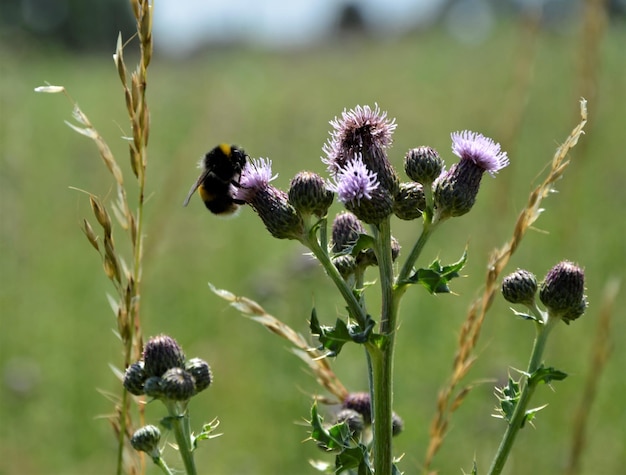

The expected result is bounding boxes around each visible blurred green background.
[1,3,625,474]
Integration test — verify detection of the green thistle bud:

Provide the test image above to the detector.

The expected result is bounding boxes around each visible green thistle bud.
[336,408,365,437]
[332,254,357,278]
[131,425,161,456]
[123,360,147,396]
[250,185,306,240]
[186,358,213,393]
[331,212,365,253]
[143,376,164,399]
[288,171,334,217]
[404,146,443,187]
[539,261,587,324]
[143,334,185,378]
[393,181,425,221]
[501,269,538,306]
[433,160,483,219]
[161,367,196,401]
[345,188,394,226]
[343,392,371,424]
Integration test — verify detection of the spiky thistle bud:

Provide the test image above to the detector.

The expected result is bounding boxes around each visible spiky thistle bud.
[237,158,305,240]
[288,171,334,217]
[404,146,444,187]
[131,425,161,457]
[331,211,365,254]
[143,376,164,399]
[186,357,213,393]
[393,181,425,221]
[539,261,587,324]
[161,367,196,401]
[123,360,147,396]
[336,408,365,437]
[501,269,538,306]
[342,392,372,424]
[143,335,185,378]
[332,254,358,278]
[434,131,509,220]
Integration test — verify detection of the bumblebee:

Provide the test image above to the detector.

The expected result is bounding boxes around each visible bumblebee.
[183,143,248,215]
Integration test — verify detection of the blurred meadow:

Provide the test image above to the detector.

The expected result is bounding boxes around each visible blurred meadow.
[1,4,626,475]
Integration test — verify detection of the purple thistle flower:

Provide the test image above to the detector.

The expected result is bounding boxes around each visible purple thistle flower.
[323,104,398,193]
[451,131,509,177]
[235,158,304,240]
[235,158,277,202]
[328,155,380,205]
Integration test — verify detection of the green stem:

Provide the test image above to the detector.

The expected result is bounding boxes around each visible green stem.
[304,231,368,328]
[487,317,557,475]
[370,217,396,475]
[165,401,197,475]
[153,455,175,475]
[397,220,438,286]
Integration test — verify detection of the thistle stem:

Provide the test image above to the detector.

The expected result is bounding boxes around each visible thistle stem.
[165,401,197,475]
[304,231,368,329]
[369,217,397,475]
[397,219,438,286]
[488,317,557,475]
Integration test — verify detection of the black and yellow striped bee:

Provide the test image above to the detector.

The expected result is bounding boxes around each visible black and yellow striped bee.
[183,144,248,215]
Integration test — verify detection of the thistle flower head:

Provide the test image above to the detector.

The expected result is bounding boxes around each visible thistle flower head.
[236,158,305,240]
[433,131,508,220]
[131,425,161,457]
[288,170,334,217]
[328,155,380,205]
[343,392,372,424]
[186,357,213,393]
[451,130,509,177]
[160,367,196,401]
[331,211,366,253]
[404,146,444,186]
[501,269,538,306]
[324,104,396,170]
[123,361,147,396]
[143,334,185,378]
[393,181,425,221]
[236,158,277,203]
[335,409,365,437]
[332,254,358,279]
[539,261,587,324]
[323,104,399,194]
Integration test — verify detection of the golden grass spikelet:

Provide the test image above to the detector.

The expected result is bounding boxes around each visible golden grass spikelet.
[90,195,112,235]
[423,100,588,472]
[209,284,349,402]
[81,218,100,252]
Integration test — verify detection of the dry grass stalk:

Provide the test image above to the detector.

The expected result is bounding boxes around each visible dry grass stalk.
[423,100,588,472]
[210,284,349,403]
[35,2,153,473]
[564,278,619,475]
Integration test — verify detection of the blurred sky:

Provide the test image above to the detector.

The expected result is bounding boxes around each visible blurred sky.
[151,0,489,55]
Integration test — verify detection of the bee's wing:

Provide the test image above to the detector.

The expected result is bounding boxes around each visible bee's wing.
[183,170,210,207]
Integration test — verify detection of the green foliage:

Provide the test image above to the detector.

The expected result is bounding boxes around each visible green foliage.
[309,403,372,474]
[310,309,376,356]
[402,250,467,294]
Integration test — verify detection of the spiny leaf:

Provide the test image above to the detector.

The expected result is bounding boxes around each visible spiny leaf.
[403,250,467,294]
